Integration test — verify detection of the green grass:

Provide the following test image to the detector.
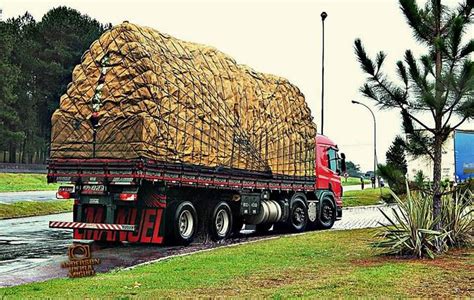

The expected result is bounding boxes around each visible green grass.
[342,176,371,186]
[2,229,471,298]
[343,187,392,207]
[0,173,60,192]
[0,200,73,219]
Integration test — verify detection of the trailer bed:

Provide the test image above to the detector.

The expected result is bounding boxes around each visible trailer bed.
[47,159,316,192]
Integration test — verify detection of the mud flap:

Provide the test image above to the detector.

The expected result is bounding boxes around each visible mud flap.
[73,206,165,244]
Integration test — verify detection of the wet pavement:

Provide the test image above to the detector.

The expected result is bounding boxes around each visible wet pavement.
[0,204,396,287]
[0,191,57,203]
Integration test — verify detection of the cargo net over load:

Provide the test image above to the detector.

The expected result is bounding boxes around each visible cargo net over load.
[51,22,317,178]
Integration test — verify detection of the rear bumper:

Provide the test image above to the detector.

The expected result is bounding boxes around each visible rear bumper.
[49,221,136,232]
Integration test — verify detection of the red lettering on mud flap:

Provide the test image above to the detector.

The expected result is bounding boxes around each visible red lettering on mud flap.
[140,209,156,243]
[140,208,164,243]
[73,206,103,240]
[127,209,144,243]
[152,209,164,244]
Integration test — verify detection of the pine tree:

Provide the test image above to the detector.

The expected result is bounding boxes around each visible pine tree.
[34,7,111,159]
[0,21,23,161]
[354,0,473,237]
[0,8,109,162]
[386,136,408,175]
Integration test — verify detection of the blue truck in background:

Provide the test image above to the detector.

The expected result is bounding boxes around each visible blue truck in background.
[454,130,474,182]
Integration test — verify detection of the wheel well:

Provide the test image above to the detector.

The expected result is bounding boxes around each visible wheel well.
[316,190,336,212]
[290,192,308,208]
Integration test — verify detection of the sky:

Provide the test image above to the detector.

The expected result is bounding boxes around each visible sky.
[1,0,472,171]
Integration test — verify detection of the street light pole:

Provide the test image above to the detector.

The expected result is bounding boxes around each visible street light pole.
[352,100,377,188]
[320,11,327,135]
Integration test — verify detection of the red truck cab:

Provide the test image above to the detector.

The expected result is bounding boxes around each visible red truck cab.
[316,134,344,211]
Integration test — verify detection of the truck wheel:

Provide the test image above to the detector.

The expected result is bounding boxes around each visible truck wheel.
[316,198,336,229]
[169,201,198,245]
[289,198,308,232]
[210,201,233,241]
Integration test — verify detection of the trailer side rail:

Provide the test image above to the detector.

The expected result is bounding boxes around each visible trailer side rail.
[47,159,316,192]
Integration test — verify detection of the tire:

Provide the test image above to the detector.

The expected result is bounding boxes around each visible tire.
[256,223,273,234]
[288,198,308,232]
[209,201,233,241]
[316,197,336,229]
[168,201,198,245]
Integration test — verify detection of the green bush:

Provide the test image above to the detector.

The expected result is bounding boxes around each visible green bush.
[374,182,473,258]
[377,163,405,195]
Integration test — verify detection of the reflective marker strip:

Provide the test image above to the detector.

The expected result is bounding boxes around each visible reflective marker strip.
[49,221,136,231]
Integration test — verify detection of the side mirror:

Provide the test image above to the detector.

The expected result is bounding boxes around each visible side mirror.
[340,153,347,173]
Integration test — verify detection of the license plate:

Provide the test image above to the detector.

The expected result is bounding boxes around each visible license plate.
[82,185,106,195]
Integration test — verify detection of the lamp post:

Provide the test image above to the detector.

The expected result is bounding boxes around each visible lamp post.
[352,100,377,188]
[320,11,327,135]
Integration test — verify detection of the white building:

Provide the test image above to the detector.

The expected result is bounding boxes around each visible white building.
[407,132,455,181]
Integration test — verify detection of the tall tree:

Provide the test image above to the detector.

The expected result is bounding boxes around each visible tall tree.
[0,21,23,162]
[354,0,473,235]
[35,7,110,158]
[9,13,41,163]
[0,7,109,163]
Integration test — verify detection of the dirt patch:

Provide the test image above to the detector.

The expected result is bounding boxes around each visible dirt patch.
[351,248,473,270]
[361,248,474,297]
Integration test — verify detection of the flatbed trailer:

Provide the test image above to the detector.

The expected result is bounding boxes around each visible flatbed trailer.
[48,135,345,245]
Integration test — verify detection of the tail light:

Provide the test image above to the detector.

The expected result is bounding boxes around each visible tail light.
[57,190,71,199]
[56,186,74,199]
[119,193,137,201]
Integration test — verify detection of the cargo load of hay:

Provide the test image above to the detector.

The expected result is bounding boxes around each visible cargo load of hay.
[51,22,317,177]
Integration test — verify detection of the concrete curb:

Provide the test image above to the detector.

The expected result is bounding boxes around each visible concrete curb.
[343,203,397,210]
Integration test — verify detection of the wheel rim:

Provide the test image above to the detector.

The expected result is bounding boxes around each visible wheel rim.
[215,208,230,237]
[179,210,194,239]
[321,203,334,223]
[292,205,306,227]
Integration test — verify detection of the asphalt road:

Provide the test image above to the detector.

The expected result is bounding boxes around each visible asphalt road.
[0,204,396,287]
[0,191,57,203]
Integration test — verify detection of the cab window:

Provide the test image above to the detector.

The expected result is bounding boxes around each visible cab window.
[327,148,338,172]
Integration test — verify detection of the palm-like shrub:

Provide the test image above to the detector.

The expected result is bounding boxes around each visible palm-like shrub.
[374,183,473,258]
[374,186,448,258]
[442,187,473,247]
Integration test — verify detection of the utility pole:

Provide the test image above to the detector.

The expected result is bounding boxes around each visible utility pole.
[320,11,327,135]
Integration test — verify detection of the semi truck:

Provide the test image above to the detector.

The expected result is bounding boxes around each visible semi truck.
[48,134,346,245]
[48,22,346,245]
